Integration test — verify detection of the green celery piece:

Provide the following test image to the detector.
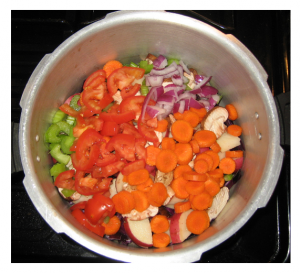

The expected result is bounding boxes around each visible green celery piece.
[50,163,67,177]
[185,84,192,91]
[167,58,180,65]
[56,120,72,135]
[140,85,149,96]
[50,144,71,165]
[70,94,81,111]
[45,124,61,143]
[224,174,234,182]
[61,189,76,197]
[52,109,67,124]
[102,102,114,112]
[130,62,138,67]
[60,135,75,155]
[139,60,153,74]
[66,115,76,126]
[49,143,57,150]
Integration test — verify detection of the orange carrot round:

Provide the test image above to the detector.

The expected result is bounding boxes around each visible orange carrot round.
[152,233,170,248]
[193,130,217,148]
[102,215,121,235]
[185,181,205,195]
[128,168,149,186]
[146,145,161,166]
[191,192,213,210]
[174,143,193,165]
[194,159,209,174]
[103,60,123,78]
[156,149,178,173]
[131,190,150,212]
[174,200,191,213]
[183,171,208,182]
[204,177,220,197]
[225,104,238,120]
[219,177,225,187]
[161,137,176,151]
[207,168,224,179]
[170,176,189,199]
[171,120,193,143]
[186,210,210,235]
[219,157,236,174]
[112,191,135,214]
[189,107,207,118]
[173,112,184,120]
[195,153,214,171]
[173,165,193,179]
[210,142,221,153]
[204,150,220,171]
[146,182,168,207]
[189,139,200,154]
[155,119,168,132]
[150,215,170,233]
[225,150,244,158]
[136,177,154,193]
[182,110,201,128]
[227,124,242,136]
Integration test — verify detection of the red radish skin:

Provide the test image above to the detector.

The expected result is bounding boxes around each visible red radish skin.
[198,147,210,154]
[64,93,81,105]
[233,157,243,171]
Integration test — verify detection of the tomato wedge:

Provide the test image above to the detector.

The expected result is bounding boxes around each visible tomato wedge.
[101,121,119,136]
[121,159,146,176]
[120,83,141,99]
[137,115,159,144]
[83,69,106,89]
[54,170,75,190]
[92,160,125,178]
[99,110,136,124]
[59,103,80,117]
[107,67,145,95]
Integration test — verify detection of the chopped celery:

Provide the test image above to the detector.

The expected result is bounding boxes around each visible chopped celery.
[60,135,75,155]
[49,143,57,150]
[61,189,76,197]
[130,62,139,67]
[50,163,67,177]
[185,84,192,91]
[140,85,149,96]
[102,102,114,112]
[56,121,72,135]
[142,78,146,86]
[50,144,71,165]
[139,60,153,74]
[70,94,81,111]
[224,174,234,181]
[66,115,76,126]
[44,123,61,143]
[103,216,110,224]
[52,109,67,124]
[167,58,180,65]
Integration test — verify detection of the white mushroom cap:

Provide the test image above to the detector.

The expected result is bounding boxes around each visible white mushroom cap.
[201,106,229,138]
[207,187,229,221]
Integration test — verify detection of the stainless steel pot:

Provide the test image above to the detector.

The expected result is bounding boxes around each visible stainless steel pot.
[19,10,284,263]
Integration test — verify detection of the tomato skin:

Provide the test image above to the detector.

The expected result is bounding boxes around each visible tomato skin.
[70,201,87,211]
[79,104,95,118]
[84,193,115,225]
[59,103,80,117]
[101,121,119,136]
[107,67,145,96]
[82,84,108,114]
[83,69,106,89]
[137,115,159,143]
[92,160,125,178]
[120,83,141,99]
[99,110,136,124]
[54,170,75,190]
[121,159,146,176]
[135,142,147,161]
[107,102,120,114]
[106,134,136,162]
[120,122,147,145]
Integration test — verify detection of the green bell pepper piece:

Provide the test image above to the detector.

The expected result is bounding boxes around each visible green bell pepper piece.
[167,58,180,65]
[139,60,153,74]
[224,174,234,182]
[50,144,71,165]
[50,163,67,177]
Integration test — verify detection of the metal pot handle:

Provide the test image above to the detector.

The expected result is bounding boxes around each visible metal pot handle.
[19,54,51,109]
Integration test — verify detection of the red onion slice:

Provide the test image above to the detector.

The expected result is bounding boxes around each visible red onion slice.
[184,98,190,111]
[152,55,168,69]
[172,74,183,86]
[150,61,178,76]
[140,87,158,122]
[145,75,164,87]
[189,97,205,109]
[179,60,191,75]
[209,94,221,107]
[193,76,212,89]
[146,105,166,119]
[201,86,218,96]
[178,92,196,101]
[157,94,175,105]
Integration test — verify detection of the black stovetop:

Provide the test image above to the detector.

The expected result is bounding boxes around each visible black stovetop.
[11,10,290,263]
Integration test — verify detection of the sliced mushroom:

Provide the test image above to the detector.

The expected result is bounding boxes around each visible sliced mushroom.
[183,71,196,90]
[200,106,229,138]
[168,114,176,124]
[146,53,157,63]
[154,170,173,186]
[162,78,173,87]
[207,187,229,221]
[112,90,123,105]
[122,205,158,221]
[189,68,198,77]
[163,185,175,206]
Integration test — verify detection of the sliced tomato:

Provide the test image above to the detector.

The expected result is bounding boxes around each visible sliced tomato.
[121,159,146,176]
[107,67,145,96]
[135,142,147,161]
[92,160,125,178]
[83,69,106,89]
[137,115,159,144]
[107,102,120,114]
[120,83,141,99]
[106,134,136,162]
[54,170,75,190]
[119,122,146,144]
[99,110,136,124]
[86,75,106,89]
[59,103,80,117]
[70,201,87,211]
[101,121,119,136]
[94,142,118,167]
[79,104,95,118]
[85,116,104,132]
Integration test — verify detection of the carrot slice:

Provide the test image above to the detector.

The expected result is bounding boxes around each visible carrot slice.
[122,175,129,182]
[171,120,194,143]
[112,191,135,214]
[194,159,209,174]
[227,124,242,137]
[195,153,214,171]
[146,182,168,207]
[131,190,150,212]
[193,130,217,148]
[174,200,191,213]
[186,210,210,235]
[136,177,154,193]
[207,168,224,179]
[219,177,225,187]
[204,150,220,171]
[155,119,168,132]
[183,171,208,182]
[161,137,176,151]
[128,168,149,186]
[173,165,192,179]
[102,215,121,235]
[146,145,161,166]
[153,233,170,248]
[150,215,170,233]
[103,60,123,78]
[225,104,238,120]
[173,112,184,120]
[185,181,205,195]
[174,143,193,165]
[170,176,189,199]
[191,192,213,210]
[225,150,244,158]
[204,177,220,197]
[156,149,178,173]
[182,110,200,128]
[189,107,207,118]
[189,139,200,154]
[210,142,221,153]
[219,157,236,174]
